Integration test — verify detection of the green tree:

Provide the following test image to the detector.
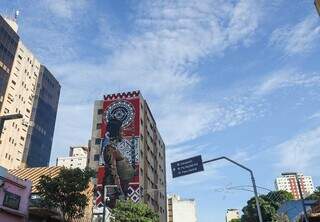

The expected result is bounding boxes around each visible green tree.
[306,186,320,200]
[111,200,159,222]
[241,190,293,222]
[36,167,95,222]
[230,219,241,222]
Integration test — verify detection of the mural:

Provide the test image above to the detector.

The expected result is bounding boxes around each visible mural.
[94,92,141,210]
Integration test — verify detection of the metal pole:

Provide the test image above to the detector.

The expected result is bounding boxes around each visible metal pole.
[203,156,263,222]
[251,172,263,222]
[103,185,106,222]
[295,173,309,222]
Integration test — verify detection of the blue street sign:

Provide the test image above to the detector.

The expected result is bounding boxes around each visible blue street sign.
[171,155,204,178]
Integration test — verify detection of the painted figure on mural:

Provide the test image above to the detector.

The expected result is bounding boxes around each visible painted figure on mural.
[103,117,135,207]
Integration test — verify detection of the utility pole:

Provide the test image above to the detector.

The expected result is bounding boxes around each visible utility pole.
[203,156,263,222]
[0,114,23,139]
[294,173,309,222]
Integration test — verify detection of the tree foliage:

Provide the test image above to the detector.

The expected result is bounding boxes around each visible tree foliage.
[230,219,241,222]
[111,200,159,222]
[306,186,320,200]
[241,190,294,222]
[36,167,95,222]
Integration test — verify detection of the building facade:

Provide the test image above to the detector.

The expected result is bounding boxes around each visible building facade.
[226,209,240,222]
[275,172,315,199]
[88,91,167,222]
[0,166,32,222]
[56,146,88,169]
[0,15,60,170]
[23,65,60,167]
[167,194,197,222]
[0,15,19,111]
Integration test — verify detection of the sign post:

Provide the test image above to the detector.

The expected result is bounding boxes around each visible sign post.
[171,155,204,178]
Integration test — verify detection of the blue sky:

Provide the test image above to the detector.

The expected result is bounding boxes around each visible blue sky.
[1,0,320,221]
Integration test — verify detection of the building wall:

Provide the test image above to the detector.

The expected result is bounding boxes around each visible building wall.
[89,91,167,222]
[56,146,88,169]
[167,195,197,222]
[23,65,60,167]
[226,209,240,222]
[0,41,41,170]
[275,173,315,199]
[0,16,19,111]
[0,166,32,222]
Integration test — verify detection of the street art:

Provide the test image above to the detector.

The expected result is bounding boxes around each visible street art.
[94,92,141,210]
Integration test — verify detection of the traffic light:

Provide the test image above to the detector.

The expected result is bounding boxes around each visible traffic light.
[316,0,320,16]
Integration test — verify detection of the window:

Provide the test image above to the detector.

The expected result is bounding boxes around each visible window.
[96,123,102,129]
[97,109,103,115]
[3,191,21,210]
[95,138,101,145]
[20,136,25,141]
[94,154,100,161]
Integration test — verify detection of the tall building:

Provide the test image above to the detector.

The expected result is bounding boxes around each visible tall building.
[0,15,60,169]
[226,209,240,222]
[0,15,19,110]
[22,66,60,167]
[275,172,315,199]
[167,194,197,222]
[56,145,88,169]
[88,91,167,222]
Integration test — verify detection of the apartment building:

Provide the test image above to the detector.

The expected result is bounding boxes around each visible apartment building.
[0,15,60,169]
[0,15,19,110]
[275,172,315,199]
[56,146,88,170]
[226,209,240,222]
[167,194,197,222]
[88,91,167,222]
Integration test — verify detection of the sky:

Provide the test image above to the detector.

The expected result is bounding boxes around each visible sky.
[1,0,320,221]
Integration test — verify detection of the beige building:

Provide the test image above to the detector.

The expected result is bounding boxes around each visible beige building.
[167,194,197,222]
[88,91,167,222]
[56,146,88,169]
[0,15,60,170]
[226,209,240,222]
[0,39,41,169]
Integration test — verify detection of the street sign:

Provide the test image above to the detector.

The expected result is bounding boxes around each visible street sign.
[316,0,320,16]
[171,155,204,178]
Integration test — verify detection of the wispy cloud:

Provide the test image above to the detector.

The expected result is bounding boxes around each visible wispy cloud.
[256,68,320,95]
[270,15,320,55]
[41,0,88,19]
[275,126,320,172]
[47,0,263,151]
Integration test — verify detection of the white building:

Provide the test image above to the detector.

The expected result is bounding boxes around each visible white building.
[275,172,315,199]
[167,194,197,222]
[56,146,88,169]
[226,209,240,222]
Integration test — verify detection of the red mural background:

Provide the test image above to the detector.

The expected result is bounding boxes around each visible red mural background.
[95,91,142,208]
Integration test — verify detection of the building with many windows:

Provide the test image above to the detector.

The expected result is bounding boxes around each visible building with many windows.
[167,194,197,222]
[56,145,88,169]
[225,209,240,222]
[0,15,19,111]
[0,15,60,169]
[88,91,167,222]
[275,172,315,199]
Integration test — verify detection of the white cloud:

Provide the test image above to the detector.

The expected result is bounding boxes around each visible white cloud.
[257,69,320,95]
[270,15,320,55]
[47,0,263,150]
[42,0,88,19]
[275,126,320,172]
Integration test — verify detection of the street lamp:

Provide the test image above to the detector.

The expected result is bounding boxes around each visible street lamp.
[0,114,23,138]
[315,0,320,16]
[203,156,263,222]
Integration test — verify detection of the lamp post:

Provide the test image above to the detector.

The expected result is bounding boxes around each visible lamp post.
[0,114,23,138]
[203,156,263,222]
[293,173,309,222]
